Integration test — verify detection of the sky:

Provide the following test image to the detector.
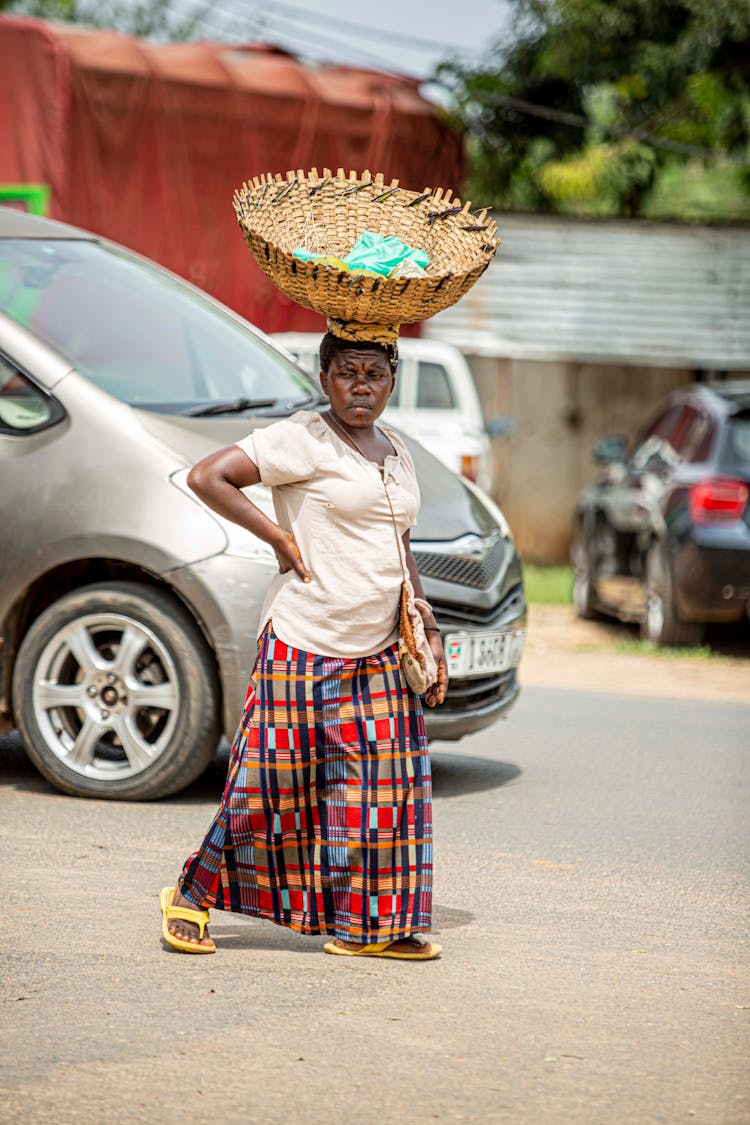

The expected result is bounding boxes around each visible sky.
[170,0,514,81]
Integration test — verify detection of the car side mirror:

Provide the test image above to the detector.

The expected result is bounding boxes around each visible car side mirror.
[592,435,627,464]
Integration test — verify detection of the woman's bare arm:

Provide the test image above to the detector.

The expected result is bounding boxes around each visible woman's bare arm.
[188,446,310,581]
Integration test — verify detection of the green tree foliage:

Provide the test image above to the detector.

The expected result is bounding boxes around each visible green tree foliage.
[0,0,207,39]
[438,0,750,219]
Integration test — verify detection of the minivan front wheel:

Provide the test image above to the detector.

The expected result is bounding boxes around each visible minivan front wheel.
[13,582,220,800]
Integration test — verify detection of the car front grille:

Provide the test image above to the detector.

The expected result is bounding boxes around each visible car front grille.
[413,536,506,589]
[442,669,516,712]
[431,583,526,629]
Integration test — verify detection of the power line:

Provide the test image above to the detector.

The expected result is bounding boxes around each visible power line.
[167,0,479,71]
[230,7,425,76]
[255,25,414,77]
[172,0,428,78]
[490,93,731,160]
[247,0,481,57]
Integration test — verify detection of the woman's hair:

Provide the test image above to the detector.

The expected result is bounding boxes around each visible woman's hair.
[319,332,399,376]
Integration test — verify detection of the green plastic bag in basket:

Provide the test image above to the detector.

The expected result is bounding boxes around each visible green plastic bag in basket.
[343,231,429,277]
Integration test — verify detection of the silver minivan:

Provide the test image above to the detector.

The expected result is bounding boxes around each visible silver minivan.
[0,208,526,800]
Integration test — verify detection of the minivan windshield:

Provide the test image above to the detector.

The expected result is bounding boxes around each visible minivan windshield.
[0,238,318,413]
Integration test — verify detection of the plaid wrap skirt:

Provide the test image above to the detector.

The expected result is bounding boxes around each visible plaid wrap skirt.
[178,625,433,944]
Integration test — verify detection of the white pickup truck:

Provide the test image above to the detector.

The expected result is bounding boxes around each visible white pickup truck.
[271,333,492,492]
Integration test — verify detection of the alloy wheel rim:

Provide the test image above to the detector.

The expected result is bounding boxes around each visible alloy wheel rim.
[646,591,664,639]
[573,568,590,615]
[32,613,180,781]
[645,553,665,640]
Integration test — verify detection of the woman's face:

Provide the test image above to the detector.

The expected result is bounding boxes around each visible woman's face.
[320,348,395,428]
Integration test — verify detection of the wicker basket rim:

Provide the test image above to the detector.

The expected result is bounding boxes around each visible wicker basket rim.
[233,166,500,261]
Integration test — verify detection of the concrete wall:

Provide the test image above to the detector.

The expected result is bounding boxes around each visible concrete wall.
[468,357,694,563]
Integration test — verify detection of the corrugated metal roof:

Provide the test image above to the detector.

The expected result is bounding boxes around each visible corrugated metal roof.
[426,214,750,369]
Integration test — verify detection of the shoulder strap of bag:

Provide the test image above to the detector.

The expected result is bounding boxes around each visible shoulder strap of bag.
[325,412,408,583]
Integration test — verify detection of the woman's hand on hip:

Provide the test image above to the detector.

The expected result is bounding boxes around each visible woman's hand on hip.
[425,632,447,708]
[273,530,311,583]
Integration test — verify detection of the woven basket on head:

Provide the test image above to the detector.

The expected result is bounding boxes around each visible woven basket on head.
[233,167,500,342]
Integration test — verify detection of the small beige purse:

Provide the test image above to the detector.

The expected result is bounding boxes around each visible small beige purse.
[397,577,438,695]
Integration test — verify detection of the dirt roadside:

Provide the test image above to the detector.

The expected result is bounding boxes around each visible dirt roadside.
[521,605,750,704]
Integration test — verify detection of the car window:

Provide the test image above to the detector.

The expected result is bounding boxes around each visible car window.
[416,362,455,410]
[679,408,714,463]
[630,404,684,471]
[0,239,317,411]
[670,406,699,454]
[632,403,718,470]
[665,404,715,463]
[0,354,63,434]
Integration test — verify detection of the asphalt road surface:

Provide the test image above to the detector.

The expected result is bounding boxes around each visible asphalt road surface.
[1,685,748,1124]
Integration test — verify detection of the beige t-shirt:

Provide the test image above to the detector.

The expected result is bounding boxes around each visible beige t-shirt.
[236,411,420,658]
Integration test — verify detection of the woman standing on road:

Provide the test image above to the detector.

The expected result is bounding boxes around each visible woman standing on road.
[160,331,447,960]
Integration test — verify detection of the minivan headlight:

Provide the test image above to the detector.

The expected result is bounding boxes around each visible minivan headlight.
[170,468,276,562]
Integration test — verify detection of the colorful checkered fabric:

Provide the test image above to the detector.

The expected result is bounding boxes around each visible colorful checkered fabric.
[178,625,433,944]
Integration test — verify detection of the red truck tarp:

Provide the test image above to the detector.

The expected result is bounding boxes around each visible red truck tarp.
[0,16,464,333]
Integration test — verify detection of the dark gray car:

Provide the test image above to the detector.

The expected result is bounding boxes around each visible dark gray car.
[572,382,750,645]
[0,208,526,799]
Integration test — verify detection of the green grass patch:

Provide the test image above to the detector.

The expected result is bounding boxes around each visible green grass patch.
[612,638,721,660]
[524,565,573,605]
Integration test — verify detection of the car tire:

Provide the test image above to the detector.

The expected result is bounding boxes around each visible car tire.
[572,540,599,620]
[641,544,705,648]
[13,581,220,800]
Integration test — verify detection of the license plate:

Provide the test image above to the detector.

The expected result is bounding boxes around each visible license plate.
[443,628,525,678]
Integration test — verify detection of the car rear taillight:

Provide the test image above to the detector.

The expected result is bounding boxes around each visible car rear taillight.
[689,478,749,525]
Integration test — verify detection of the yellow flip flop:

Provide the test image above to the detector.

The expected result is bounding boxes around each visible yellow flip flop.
[159,886,216,954]
[323,936,442,960]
